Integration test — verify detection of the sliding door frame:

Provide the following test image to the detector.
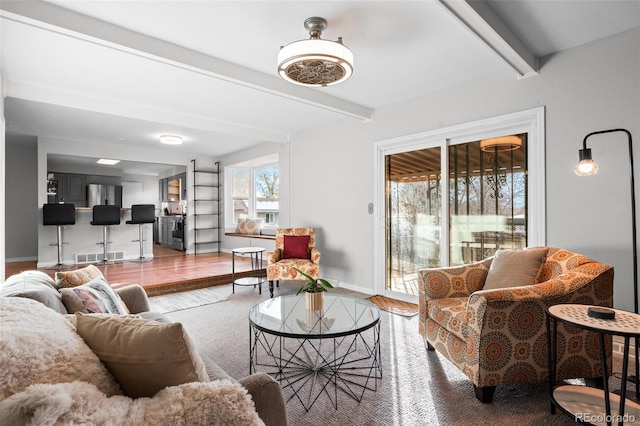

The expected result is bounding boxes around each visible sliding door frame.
[373,107,546,302]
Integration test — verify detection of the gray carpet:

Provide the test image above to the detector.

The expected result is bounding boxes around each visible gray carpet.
[165,282,584,425]
[148,286,229,313]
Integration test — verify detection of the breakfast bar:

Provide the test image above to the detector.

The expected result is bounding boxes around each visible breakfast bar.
[38,206,159,268]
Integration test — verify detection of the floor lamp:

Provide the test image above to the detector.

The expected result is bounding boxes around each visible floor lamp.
[574,128,638,398]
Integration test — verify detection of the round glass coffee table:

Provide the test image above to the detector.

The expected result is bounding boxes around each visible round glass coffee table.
[249,293,382,411]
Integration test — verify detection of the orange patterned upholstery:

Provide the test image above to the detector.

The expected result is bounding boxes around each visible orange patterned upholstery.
[266,228,321,298]
[418,247,614,403]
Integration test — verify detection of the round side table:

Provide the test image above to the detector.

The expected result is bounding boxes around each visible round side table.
[546,304,640,425]
[232,247,266,295]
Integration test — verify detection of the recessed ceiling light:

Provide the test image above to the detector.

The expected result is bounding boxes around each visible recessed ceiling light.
[97,159,120,165]
[160,134,183,145]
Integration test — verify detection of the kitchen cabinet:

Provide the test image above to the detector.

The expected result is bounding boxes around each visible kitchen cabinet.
[160,173,186,202]
[66,174,87,204]
[159,178,168,202]
[158,216,184,250]
[168,177,180,201]
[47,172,87,206]
[159,217,170,245]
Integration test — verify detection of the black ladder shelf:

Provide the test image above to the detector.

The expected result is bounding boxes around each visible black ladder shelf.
[191,160,221,255]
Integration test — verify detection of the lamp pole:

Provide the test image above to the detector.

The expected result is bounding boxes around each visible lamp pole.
[578,128,638,397]
[580,129,637,315]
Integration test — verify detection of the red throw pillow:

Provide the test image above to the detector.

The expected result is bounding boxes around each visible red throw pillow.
[282,235,310,259]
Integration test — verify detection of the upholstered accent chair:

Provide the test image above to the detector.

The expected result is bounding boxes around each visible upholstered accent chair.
[418,247,614,403]
[267,228,321,298]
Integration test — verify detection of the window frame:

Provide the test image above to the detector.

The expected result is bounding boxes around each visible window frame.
[224,157,279,231]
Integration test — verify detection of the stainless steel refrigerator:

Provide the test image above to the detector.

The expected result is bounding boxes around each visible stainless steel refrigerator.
[87,184,123,207]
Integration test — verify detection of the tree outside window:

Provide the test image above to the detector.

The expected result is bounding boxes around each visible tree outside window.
[229,163,279,226]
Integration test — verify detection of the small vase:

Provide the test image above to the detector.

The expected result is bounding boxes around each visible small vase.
[305,291,324,311]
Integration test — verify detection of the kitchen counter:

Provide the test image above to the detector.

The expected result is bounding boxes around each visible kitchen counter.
[74,207,130,211]
[74,207,161,212]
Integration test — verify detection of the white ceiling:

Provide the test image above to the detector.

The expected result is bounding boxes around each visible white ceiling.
[2,0,639,175]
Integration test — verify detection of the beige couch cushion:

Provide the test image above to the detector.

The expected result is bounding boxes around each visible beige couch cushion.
[75,313,209,398]
[1,271,67,314]
[483,248,549,290]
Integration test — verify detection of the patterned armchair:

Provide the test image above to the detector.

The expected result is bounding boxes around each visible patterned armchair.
[418,247,614,403]
[266,228,321,298]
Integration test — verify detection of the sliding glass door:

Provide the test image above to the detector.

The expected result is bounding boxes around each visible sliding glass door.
[383,135,529,299]
[448,136,527,266]
[386,147,442,296]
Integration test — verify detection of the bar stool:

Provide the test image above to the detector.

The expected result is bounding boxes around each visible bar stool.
[42,203,76,269]
[91,205,121,264]
[126,204,156,262]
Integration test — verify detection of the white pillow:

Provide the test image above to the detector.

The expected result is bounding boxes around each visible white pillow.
[236,219,247,233]
[244,218,264,234]
[59,277,129,314]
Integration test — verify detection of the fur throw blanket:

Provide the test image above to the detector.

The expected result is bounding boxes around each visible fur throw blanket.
[0,297,120,399]
[0,380,264,426]
[0,297,263,425]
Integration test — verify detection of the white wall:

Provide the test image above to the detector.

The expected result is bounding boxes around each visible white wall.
[285,29,640,310]
[0,68,5,280]
[5,135,38,261]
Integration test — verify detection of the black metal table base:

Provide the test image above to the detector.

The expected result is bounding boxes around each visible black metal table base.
[232,248,265,295]
[250,322,382,411]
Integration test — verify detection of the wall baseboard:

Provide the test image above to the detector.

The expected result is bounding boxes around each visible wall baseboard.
[5,256,38,263]
[337,281,375,296]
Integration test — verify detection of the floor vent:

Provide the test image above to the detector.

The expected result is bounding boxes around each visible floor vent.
[75,251,124,264]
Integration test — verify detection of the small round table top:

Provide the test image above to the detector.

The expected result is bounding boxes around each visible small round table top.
[547,304,640,337]
[249,294,380,339]
[232,247,265,254]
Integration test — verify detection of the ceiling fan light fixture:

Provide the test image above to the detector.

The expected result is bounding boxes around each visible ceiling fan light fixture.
[480,135,522,152]
[160,134,183,145]
[278,17,353,87]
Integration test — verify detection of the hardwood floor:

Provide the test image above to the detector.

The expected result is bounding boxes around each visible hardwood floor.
[4,245,263,296]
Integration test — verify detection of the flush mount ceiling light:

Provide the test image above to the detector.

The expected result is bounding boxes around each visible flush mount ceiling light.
[480,135,522,152]
[97,159,120,165]
[278,16,353,87]
[160,134,183,145]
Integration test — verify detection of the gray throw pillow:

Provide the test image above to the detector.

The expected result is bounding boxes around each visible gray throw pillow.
[483,248,549,290]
